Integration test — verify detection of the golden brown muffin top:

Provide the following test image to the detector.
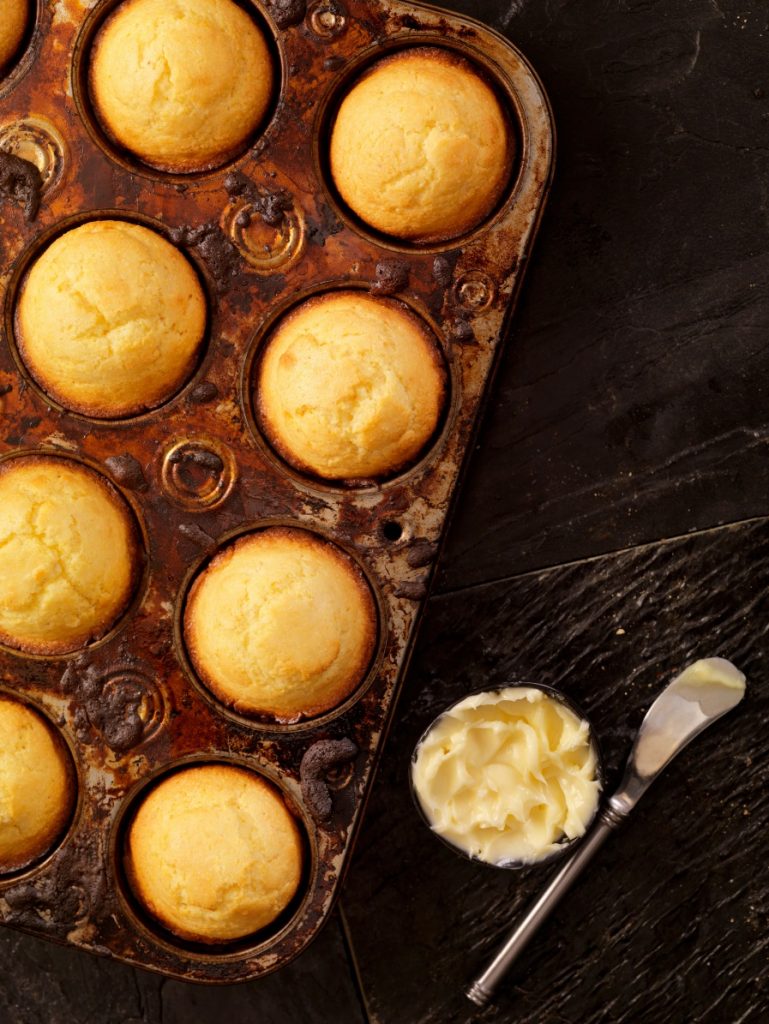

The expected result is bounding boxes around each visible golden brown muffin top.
[16,220,206,419]
[257,291,446,481]
[127,764,303,942]
[90,0,274,172]
[185,527,377,720]
[330,47,513,242]
[0,455,142,654]
[0,696,75,874]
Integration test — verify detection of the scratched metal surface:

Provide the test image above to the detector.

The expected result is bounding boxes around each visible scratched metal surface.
[0,0,552,984]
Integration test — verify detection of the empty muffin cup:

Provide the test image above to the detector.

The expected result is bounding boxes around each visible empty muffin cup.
[410,684,603,868]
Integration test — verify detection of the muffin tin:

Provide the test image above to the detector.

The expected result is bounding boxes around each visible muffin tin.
[0,0,553,982]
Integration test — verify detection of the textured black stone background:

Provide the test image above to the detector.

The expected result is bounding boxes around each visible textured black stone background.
[2,0,768,1021]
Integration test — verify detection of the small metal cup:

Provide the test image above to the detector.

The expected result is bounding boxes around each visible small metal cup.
[409,682,605,869]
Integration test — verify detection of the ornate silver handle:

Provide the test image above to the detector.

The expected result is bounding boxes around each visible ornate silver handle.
[465,802,627,1007]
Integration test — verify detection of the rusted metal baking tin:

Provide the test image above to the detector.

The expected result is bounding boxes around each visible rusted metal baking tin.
[0,0,553,983]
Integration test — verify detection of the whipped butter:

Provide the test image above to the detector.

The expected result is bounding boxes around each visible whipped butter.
[411,687,601,865]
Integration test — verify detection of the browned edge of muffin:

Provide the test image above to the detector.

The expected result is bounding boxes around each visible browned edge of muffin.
[123,762,304,945]
[86,0,274,175]
[329,45,517,245]
[0,694,78,875]
[13,224,208,420]
[254,292,449,483]
[0,453,145,655]
[183,525,379,721]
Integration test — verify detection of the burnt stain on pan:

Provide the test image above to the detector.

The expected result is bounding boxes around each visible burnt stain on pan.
[300,738,358,822]
[105,454,148,492]
[168,223,241,291]
[0,150,42,221]
[224,170,293,227]
[269,0,307,30]
[370,258,409,296]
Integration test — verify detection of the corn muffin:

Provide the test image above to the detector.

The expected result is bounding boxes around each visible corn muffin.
[0,697,75,873]
[184,527,377,720]
[126,764,303,942]
[16,220,206,419]
[0,0,27,72]
[330,47,512,242]
[257,292,446,481]
[0,455,142,654]
[89,0,274,172]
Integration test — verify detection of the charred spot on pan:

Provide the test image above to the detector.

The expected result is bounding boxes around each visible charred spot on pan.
[224,170,293,227]
[178,522,216,549]
[370,258,409,296]
[169,223,240,290]
[432,254,457,287]
[406,539,438,568]
[394,580,428,601]
[451,317,476,345]
[300,738,358,822]
[0,150,43,221]
[189,381,219,405]
[167,448,223,474]
[269,0,307,30]
[323,55,346,72]
[105,453,148,492]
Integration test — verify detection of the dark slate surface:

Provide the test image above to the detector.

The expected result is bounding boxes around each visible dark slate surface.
[2,0,768,1021]
[342,520,769,1023]
[0,915,366,1024]
[437,0,769,590]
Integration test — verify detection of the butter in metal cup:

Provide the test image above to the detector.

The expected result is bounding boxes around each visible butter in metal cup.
[411,686,601,866]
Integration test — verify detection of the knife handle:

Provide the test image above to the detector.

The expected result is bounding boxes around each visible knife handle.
[465,802,626,1008]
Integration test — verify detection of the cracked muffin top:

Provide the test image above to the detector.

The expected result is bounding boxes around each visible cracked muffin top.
[0,455,142,654]
[16,220,206,419]
[89,0,274,172]
[126,764,303,943]
[330,47,513,242]
[256,291,447,481]
[0,696,76,874]
[184,527,377,721]
[0,0,28,73]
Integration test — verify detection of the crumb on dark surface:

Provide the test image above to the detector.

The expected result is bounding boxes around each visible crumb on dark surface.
[300,738,358,822]
[323,55,346,72]
[432,255,454,287]
[168,447,223,473]
[406,539,439,569]
[451,318,477,345]
[0,150,43,221]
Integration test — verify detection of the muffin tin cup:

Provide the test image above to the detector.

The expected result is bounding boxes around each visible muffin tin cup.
[0,0,553,982]
[409,683,606,871]
[0,686,81,881]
